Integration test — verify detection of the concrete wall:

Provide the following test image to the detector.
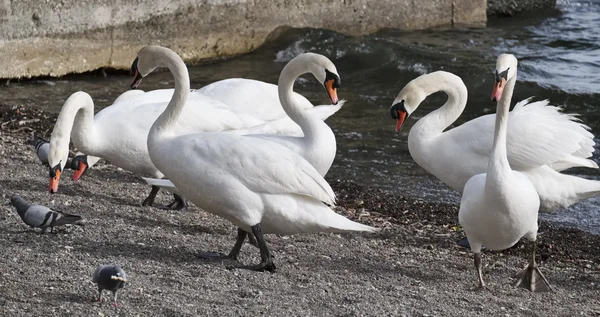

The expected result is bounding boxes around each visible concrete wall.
[0,0,487,79]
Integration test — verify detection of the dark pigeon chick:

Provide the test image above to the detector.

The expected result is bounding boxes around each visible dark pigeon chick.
[9,196,83,233]
[92,265,127,307]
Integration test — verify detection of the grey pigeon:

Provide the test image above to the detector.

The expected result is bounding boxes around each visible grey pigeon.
[92,265,127,307]
[34,137,50,166]
[33,136,75,168]
[9,196,83,233]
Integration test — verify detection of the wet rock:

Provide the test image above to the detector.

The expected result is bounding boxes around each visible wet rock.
[487,0,557,17]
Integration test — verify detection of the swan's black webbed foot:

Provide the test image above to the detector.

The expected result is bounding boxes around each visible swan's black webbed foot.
[515,240,553,292]
[198,228,247,262]
[161,194,188,210]
[226,224,276,273]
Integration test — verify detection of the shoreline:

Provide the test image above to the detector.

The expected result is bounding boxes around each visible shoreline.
[1,104,599,315]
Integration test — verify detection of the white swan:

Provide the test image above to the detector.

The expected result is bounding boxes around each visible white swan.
[133,45,377,271]
[458,54,552,292]
[198,78,343,137]
[46,89,142,181]
[222,54,341,176]
[390,55,600,213]
[141,54,343,193]
[47,66,341,210]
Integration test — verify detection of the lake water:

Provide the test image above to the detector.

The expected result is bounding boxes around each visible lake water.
[1,0,599,233]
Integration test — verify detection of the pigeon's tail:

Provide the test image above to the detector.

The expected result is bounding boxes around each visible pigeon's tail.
[54,213,84,226]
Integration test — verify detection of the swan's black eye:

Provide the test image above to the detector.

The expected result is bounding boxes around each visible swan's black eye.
[495,68,509,83]
[390,100,406,119]
[49,162,61,178]
[324,69,341,88]
[131,57,139,75]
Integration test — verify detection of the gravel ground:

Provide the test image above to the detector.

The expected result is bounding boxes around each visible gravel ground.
[0,105,599,316]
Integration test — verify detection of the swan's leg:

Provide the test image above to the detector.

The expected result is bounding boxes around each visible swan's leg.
[198,228,247,261]
[472,253,489,291]
[162,194,188,210]
[247,234,259,248]
[515,240,553,292]
[230,224,276,272]
[97,288,103,303]
[141,185,160,206]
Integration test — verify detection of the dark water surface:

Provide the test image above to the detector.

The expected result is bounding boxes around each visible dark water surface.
[2,0,599,233]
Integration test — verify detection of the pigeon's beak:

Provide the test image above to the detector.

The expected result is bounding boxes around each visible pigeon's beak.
[49,170,61,194]
[72,162,87,181]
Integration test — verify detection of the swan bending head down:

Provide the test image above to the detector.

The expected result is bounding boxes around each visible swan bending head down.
[388,71,465,133]
[47,91,94,193]
[491,54,518,102]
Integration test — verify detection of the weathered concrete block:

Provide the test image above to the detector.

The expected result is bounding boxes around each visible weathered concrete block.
[0,0,487,78]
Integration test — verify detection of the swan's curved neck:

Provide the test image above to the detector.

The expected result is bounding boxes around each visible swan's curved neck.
[411,73,468,139]
[487,75,516,180]
[51,92,97,155]
[277,58,321,138]
[150,50,190,135]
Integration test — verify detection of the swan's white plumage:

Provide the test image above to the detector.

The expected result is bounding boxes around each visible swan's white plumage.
[199,78,328,121]
[241,101,344,137]
[459,171,539,253]
[449,98,597,171]
[140,46,375,236]
[397,70,600,213]
[459,54,541,283]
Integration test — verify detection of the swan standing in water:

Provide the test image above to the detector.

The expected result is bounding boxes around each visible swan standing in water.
[47,63,340,210]
[389,55,599,214]
[132,45,377,271]
[458,54,552,292]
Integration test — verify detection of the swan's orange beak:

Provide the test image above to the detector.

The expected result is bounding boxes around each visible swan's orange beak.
[390,101,408,134]
[491,78,506,102]
[325,79,339,105]
[131,69,143,89]
[49,170,61,194]
[130,57,143,89]
[72,162,87,181]
[395,110,407,134]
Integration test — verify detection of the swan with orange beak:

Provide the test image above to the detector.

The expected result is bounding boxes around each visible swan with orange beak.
[323,69,340,105]
[491,68,509,103]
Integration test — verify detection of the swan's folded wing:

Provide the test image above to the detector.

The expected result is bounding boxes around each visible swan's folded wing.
[198,78,315,120]
[188,134,336,205]
[447,98,596,171]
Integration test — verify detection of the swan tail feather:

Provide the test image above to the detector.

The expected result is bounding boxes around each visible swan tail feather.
[307,99,345,121]
[320,211,379,233]
[141,177,180,194]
